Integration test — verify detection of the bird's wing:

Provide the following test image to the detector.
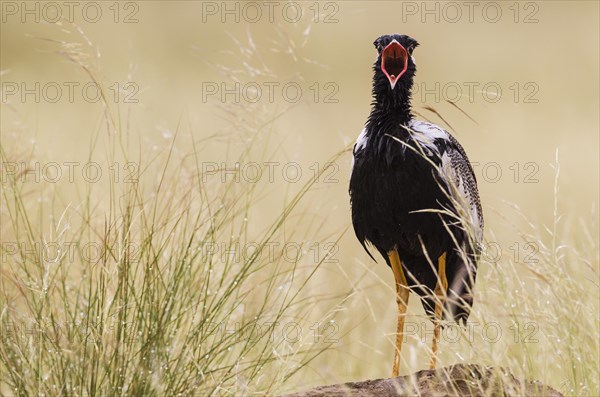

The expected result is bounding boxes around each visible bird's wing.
[349,128,377,261]
[440,134,483,321]
[407,119,483,321]
[354,128,368,153]
[406,120,483,242]
[442,132,484,242]
[351,128,368,169]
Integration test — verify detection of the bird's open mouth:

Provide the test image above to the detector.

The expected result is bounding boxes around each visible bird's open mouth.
[381,41,408,89]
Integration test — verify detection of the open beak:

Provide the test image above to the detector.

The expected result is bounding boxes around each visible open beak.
[381,40,408,90]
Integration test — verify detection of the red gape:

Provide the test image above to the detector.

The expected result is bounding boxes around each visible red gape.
[381,41,408,89]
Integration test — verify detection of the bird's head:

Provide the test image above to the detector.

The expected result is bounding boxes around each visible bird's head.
[373,34,419,93]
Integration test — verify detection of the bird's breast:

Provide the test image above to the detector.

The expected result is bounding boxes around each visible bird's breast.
[350,137,453,255]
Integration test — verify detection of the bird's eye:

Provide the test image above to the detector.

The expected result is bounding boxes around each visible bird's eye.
[407,45,414,54]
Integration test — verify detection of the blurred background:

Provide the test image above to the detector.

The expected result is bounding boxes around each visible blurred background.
[1,1,598,394]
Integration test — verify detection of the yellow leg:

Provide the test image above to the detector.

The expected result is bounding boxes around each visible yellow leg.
[429,252,448,369]
[389,249,409,377]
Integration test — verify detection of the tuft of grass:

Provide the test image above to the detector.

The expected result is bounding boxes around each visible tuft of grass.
[0,23,348,396]
[0,90,351,397]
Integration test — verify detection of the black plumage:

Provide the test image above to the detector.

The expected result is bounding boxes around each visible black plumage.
[349,34,483,324]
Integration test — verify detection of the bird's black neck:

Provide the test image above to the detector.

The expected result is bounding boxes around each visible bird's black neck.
[366,81,414,138]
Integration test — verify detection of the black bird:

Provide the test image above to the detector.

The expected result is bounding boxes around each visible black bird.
[349,34,483,376]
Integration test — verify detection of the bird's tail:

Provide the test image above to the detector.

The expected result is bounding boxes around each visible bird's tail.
[420,247,478,324]
[445,247,478,323]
